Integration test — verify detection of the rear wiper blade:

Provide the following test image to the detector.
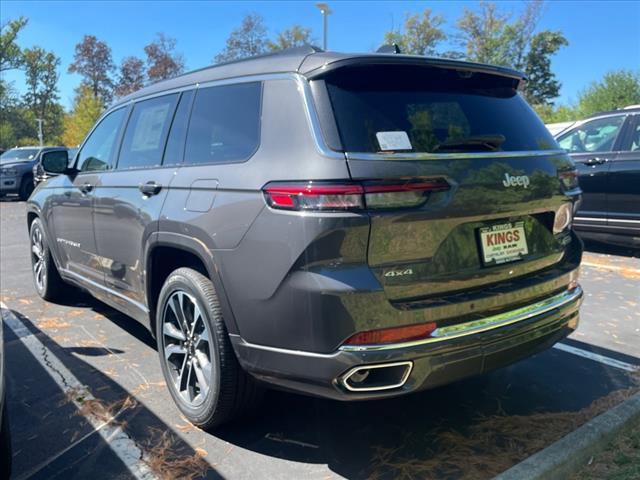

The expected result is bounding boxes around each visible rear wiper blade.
[434,134,506,152]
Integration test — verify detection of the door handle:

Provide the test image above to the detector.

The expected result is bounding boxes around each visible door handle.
[584,157,608,166]
[79,182,93,194]
[139,181,162,196]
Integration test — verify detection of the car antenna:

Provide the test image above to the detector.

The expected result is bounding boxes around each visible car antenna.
[376,43,401,54]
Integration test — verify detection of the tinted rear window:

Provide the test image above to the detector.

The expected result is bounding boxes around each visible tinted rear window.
[184,82,261,165]
[323,65,558,154]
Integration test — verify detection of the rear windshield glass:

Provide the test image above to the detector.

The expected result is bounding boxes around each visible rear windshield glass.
[323,65,558,154]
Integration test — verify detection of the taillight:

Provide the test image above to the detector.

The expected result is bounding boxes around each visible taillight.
[343,322,438,346]
[263,179,449,211]
[263,183,365,211]
[553,202,574,234]
[558,168,579,190]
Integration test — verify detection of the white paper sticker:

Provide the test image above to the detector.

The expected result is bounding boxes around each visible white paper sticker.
[376,131,412,151]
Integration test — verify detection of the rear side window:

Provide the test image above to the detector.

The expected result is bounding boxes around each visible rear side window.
[184,82,261,165]
[117,94,178,170]
[322,65,558,154]
[78,107,127,172]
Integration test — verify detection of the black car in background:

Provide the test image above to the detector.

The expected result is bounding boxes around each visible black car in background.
[0,146,70,200]
[556,106,640,248]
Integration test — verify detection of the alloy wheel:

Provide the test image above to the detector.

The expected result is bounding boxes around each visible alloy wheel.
[30,225,46,292]
[162,291,213,407]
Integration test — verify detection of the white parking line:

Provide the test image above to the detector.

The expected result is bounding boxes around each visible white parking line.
[554,342,639,372]
[1,303,157,480]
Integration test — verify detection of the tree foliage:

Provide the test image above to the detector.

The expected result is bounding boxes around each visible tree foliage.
[215,13,268,63]
[115,56,145,97]
[576,70,640,116]
[144,33,184,82]
[62,85,104,147]
[68,34,115,102]
[23,47,63,143]
[383,9,446,56]
[267,25,314,51]
[0,16,28,72]
[524,31,568,106]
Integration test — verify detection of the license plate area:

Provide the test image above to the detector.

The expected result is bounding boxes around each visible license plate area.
[479,221,528,266]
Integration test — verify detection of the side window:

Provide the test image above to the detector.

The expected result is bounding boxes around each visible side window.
[117,94,178,170]
[78,108,127,172]
[184,82,261,165]
[163,90,194,165]
[557,116,625,153]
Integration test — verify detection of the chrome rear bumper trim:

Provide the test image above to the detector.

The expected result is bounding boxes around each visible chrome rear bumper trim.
[339,286,583,352]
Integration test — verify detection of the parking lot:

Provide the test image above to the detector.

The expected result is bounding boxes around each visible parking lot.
[1,197,639,480]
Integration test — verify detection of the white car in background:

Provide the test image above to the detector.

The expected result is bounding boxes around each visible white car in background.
[546,121,577,136]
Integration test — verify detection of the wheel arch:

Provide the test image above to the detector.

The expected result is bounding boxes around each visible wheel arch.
[144,232,240,338]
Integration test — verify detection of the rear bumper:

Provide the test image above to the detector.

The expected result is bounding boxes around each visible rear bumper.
[231,285,583,400]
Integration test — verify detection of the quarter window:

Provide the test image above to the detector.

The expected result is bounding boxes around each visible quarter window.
[184,82,261,165]
[78,108,127,172]
[117,94,178,169]
[557,116,625,153]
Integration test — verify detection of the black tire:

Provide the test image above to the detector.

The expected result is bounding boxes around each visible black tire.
[0,397,11,480]
[29,218,70,301]
[156,268,262,430]
[19,175,34,201]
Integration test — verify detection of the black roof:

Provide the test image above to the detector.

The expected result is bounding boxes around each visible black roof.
[112,45,526,108]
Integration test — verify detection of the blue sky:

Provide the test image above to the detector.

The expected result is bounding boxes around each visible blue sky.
[2,0,639,109]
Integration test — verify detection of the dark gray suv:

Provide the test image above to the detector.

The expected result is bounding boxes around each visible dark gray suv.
[27,47,584,429]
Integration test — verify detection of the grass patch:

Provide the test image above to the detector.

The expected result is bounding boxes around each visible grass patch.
[571,418,640,480]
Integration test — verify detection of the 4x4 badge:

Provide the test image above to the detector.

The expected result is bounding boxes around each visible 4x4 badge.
[384,268,414,278]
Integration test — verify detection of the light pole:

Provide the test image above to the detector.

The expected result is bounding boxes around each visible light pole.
[36,118,44,146]
[316,3,332,51]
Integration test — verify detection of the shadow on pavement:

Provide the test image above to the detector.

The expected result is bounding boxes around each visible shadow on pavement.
[8,293,639,480]
[4,309,221,480]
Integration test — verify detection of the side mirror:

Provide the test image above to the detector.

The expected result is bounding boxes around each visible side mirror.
[41,150,70,174]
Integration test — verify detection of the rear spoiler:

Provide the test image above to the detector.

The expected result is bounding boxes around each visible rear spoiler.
[301,54,526,87]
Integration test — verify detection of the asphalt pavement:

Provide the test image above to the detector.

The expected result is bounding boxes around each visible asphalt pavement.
[1,198,638,480]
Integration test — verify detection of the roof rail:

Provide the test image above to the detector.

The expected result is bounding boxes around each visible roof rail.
[376,44,402,54]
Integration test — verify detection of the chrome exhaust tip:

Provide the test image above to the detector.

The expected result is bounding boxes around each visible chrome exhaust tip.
[340,361,413,392]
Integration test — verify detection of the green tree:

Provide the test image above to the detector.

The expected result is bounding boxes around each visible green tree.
[62,85,104,147]
[383,9,446,56]
[576,70,640,116]
[533,104,577,124]
[22,47,63,143]
[215,13,268,63]
[0,16,27,72]
[267,25,314,51]
[523,31,568,106]
[68,34,115,102]
[115,56,145,97]
[144,33,184,82]
[455,2,513,66]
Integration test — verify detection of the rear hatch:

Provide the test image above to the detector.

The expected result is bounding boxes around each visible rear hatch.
[315,62,577,302]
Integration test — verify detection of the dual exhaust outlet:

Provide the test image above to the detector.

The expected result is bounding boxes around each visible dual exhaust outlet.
[339,361,413,392]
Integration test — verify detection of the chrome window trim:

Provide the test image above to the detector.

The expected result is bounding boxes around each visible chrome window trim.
[345,150,567,161]
[339,286,583,352]
[340,361,413,392]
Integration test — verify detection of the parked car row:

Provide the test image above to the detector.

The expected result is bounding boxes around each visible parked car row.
[0,146,76,200]
[553,106,640,248]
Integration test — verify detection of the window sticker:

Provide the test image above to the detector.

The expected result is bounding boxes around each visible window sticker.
[376,131,413,151]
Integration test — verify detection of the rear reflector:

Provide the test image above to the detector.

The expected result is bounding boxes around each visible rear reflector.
[558,168,579,190]
[263,179,449,211]
[343,322,437,346]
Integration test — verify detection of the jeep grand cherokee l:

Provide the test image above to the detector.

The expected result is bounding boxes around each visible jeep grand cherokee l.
[27,46,583,429]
